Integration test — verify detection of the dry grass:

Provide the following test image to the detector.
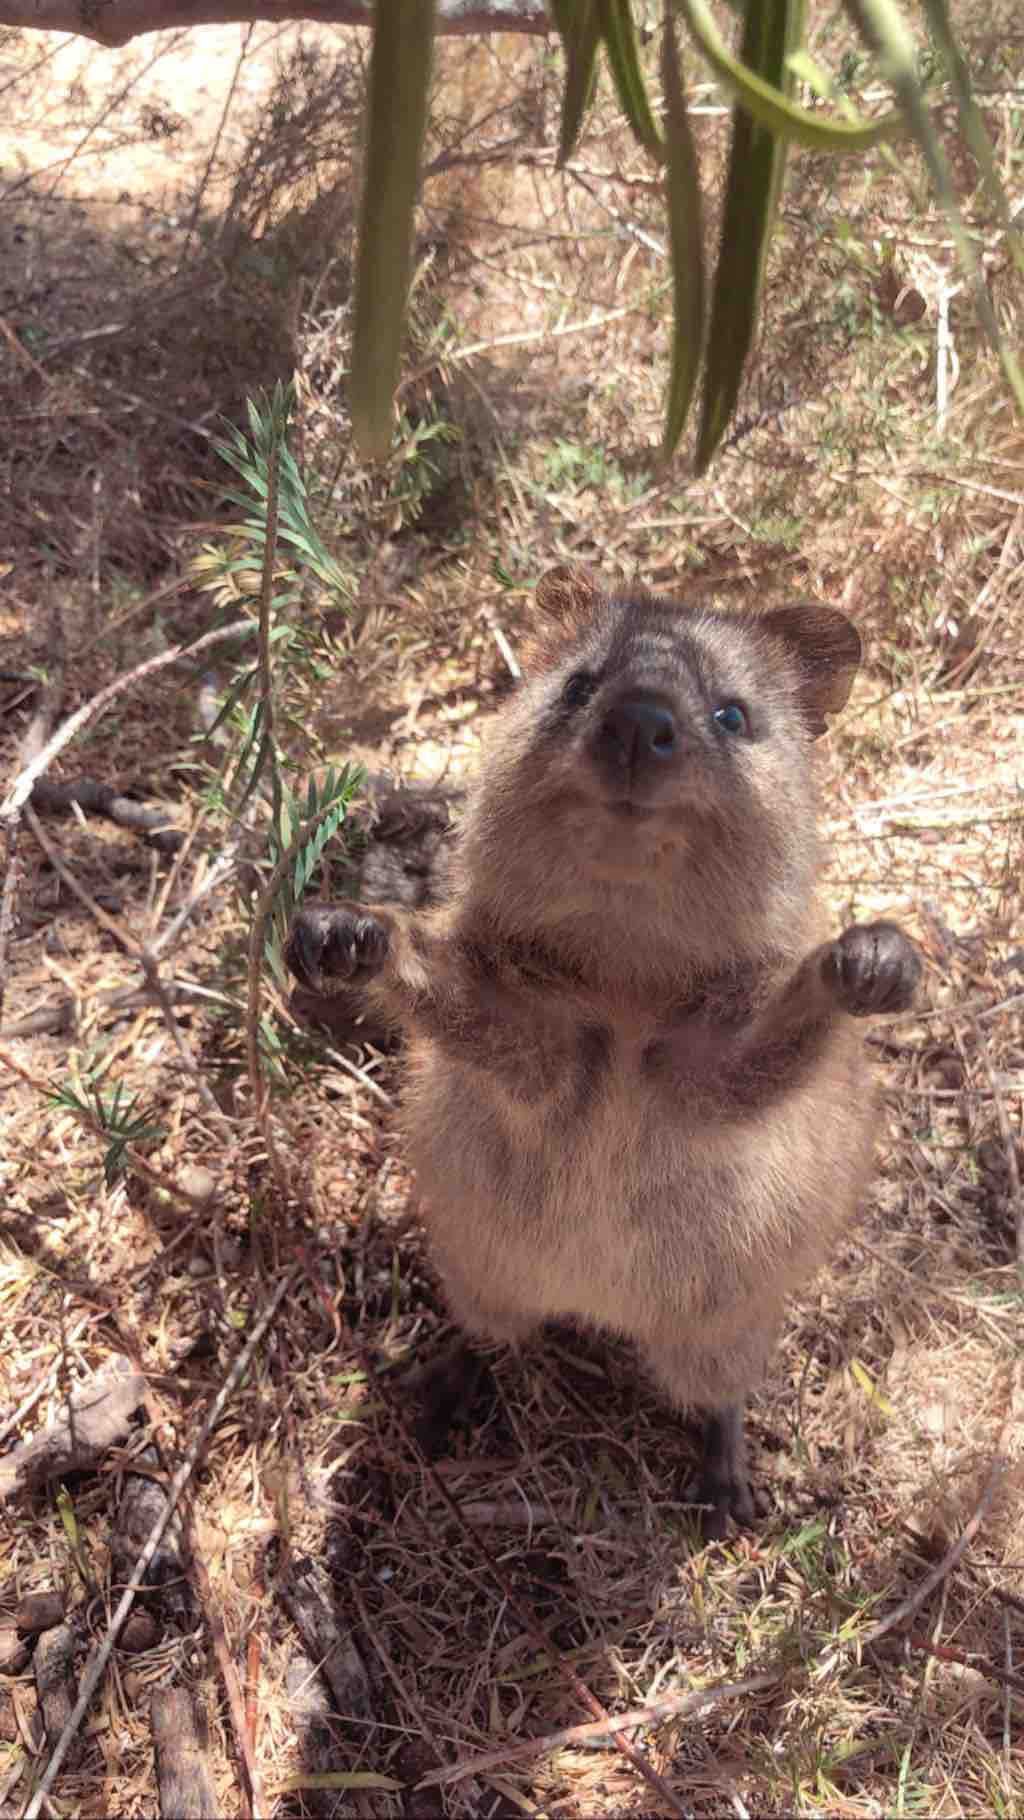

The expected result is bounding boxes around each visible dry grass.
[1,10,1023,1818]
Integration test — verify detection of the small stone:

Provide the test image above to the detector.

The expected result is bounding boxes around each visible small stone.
[179,1165,217,1203]
[0,1624,30,1675]
[15,1592,65,1636]
[119,1610,160,1654]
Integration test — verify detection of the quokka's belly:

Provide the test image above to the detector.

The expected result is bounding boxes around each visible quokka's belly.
[404,1043,874,1342]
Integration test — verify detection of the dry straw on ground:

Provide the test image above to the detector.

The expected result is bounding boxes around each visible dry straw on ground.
[1,11,1022,1818]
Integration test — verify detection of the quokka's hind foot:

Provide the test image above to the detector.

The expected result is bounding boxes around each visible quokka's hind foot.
[401,1341,497,1458]
[686,1405,767,1542]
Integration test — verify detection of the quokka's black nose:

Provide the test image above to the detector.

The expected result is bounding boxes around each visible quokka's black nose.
[598,692,678,765]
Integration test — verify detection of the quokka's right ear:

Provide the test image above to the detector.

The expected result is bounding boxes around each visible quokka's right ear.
[524,565,605,669]
[535,564,602,624]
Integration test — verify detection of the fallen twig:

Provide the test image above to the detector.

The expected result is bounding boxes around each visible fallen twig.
[0,1355,145,1504]
[29,776,184,852]
[184,1509,262,1820]
[416,1672,782,1786]
[151,1688,218,1820]
[277,1558,373,1726]
[0,617,254,827]
[34,1626,81,1772]
[20,1268,295,1820]
[862,1452,1007,1648]
[973,1018,1024,1293]
[906,1631,1024,1699]
[0,595,65,1028]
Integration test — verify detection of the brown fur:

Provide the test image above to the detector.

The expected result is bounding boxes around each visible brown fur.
[289,568,920,1528]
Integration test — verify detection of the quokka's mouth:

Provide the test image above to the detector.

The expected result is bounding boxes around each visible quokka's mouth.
[605,797,664,821]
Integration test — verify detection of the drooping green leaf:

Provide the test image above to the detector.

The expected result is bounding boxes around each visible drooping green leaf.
[549,0,603,166]
[919,0,1024,283]
[597,0,665,163]
[677,0,903,149]
[695,0,797,473]
[846,0,1024,418]
[660,5,706,458]
[350,0,437,462]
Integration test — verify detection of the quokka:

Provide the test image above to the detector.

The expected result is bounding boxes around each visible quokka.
[288,566,921,1534]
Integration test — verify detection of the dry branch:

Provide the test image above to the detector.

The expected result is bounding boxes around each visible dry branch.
[0,597,65,1030]
[151,1689,218,1820]
[0,1356,145,1505]
[34,1626,80,1772]
[416,1671,782,1785]
[30,777,184,853]
[862,1452,1008,1648]
[277,1558,373,1726]
[20,1270,296,1820]
[110,1446,190,1618]
[0,619,253,829]
[2,977,198,1039]
[0,0,548,49]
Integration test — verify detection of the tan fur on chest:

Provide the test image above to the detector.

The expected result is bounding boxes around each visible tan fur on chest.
[401,974,874,1382]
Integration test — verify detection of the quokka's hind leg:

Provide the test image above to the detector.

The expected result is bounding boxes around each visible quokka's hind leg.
[402,1340,493,1457]
[405,1274,540,1458]
[642,1333,770,1540]
[692,1404,760,1540]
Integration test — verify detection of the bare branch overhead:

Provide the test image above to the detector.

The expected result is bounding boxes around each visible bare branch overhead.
[1,0,549,50]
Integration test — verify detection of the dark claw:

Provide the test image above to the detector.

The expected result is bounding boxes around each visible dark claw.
[284,903,390,993]
[828,921,922,1018]
[402,1342,493,1458]
[689,1405,762,1541]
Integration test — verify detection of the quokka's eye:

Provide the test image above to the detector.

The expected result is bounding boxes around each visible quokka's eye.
[563,672,596,709]
[713,701,749,737]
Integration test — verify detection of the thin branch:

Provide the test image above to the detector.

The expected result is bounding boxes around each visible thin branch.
[905,1632,1024,1701]
[861,1452,1007,1648]
[25,806,229,1129]
[0,619,255,827]
[245,797,352,1195]
[20,1269,295,1820]
[0,596,65,1028]
[416,1672,782,1785]
[185,1506,263,1818]
[0,1041,223,1213]
[973,1018,1024,1294]
[0,0,550,50]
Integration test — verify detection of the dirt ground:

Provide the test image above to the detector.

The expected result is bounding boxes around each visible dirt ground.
[1,12,1023,1819]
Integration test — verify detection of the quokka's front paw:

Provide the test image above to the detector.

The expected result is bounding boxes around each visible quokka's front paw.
[284,902,391,995]
[826,921,922,1017]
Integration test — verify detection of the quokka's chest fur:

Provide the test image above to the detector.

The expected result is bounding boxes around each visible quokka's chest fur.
[403,1001,873,1343]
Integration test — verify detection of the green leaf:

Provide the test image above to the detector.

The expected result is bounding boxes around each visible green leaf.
[205,665,258,740]
[695,0,796,473]
[597,0,665,162]
[850,1357,893,1416]
[350,0,437,462]
[846,0,1024,418]
[550,0,602,166]
[676,0,903,150]
[919,0,1024,283]
[660,5,706,458]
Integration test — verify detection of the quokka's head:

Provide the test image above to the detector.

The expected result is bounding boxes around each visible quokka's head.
[463,567,861,952]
